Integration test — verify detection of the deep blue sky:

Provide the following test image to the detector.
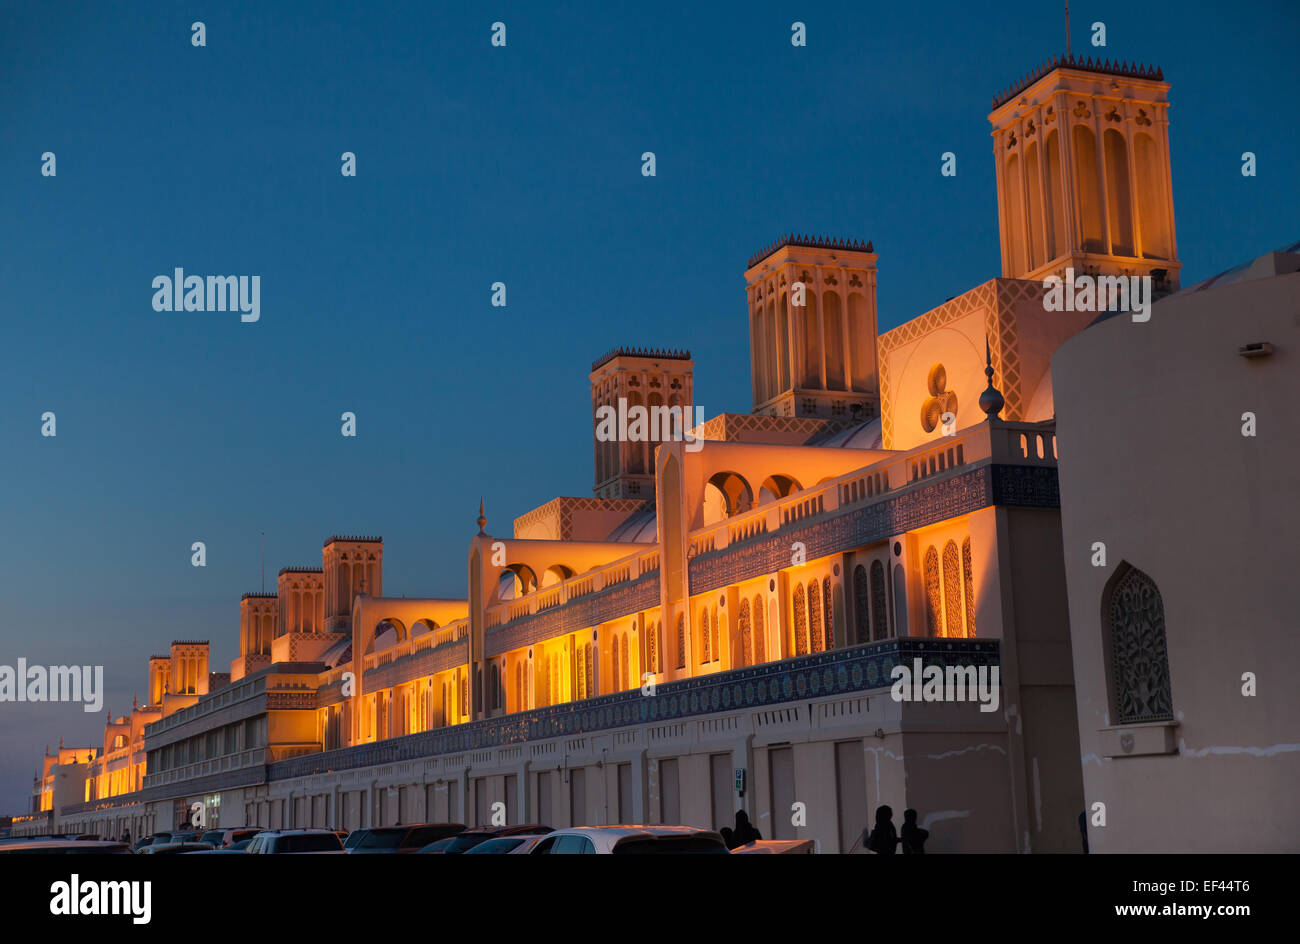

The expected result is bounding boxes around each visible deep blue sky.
[1,0,1296,809]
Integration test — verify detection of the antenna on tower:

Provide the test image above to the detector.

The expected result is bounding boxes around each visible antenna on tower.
[261,531,265,592]
[1065,1,1071,58]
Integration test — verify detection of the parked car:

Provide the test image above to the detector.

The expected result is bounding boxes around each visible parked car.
[529,826,729,854]
[245,829,345,854]
[169,830,201,844]
[200,827,261,849]
[418,824,552,854]
[467,834,550,855]
[346,823,466,854]
[146,832,174,847]
[139,841,215,854]
[132,836,157,852]
[0,839,131,854]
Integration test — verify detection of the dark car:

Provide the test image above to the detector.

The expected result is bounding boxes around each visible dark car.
[146,832,174,847]
[139,841,214,854]
[418,824,552,854]
[345,823,466,854]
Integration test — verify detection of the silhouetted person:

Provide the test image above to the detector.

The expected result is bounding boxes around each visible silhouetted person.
[900,809,928,854]
[719,826,735,848]
[865,805,898,854]
[731,809,761,847]
[1078,811,1089,854]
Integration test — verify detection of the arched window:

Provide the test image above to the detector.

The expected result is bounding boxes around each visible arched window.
[577,643,587,699]
[823,576,835,650]
[738,599,752,667]
[1104,564,1174,724]
[924,546,941,637]
[647,621,658,673]
[711,606,720,662]
[611,636,620,691]
[753,594,766,663]
[676,614,686,669]
[808,581,823,652]
[700,609,711,664]
[853,565,870,645]
[621,633,629,690]
[793,585,808,655]
[962,538,977,638]
[943,541,962,638]
[870,560,888,641]
[586,643,594,698]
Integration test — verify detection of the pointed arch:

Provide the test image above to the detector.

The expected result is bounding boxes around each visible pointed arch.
[942,541,962,638]
[923,546,942,637]
[793,585,808,655]
[962,538,977,638]
[853,564,870,645]
[808,580,823,652]
[738,598,752,668]
[1103,563,1174,724]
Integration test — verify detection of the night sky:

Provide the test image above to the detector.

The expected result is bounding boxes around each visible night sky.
[1,0,1296,809]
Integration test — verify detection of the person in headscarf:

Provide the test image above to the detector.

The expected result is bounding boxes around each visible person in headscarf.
[900,808,928,854]
[732,809,762,847]
[865,805,898,854]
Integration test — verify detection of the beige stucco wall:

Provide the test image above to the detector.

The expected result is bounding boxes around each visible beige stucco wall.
[1053,268,1300,852]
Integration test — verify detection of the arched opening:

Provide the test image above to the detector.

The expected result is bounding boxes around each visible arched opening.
[758,473,801,504]
[1045,130,1066,259]
[370,619,406,654]
[1134,132,1171,258]
[1025,140,1044,269]
[542,564,575,588]
[500,563,538,599]
[801,290,820,388]
[411,619,438,638]
[1103,129,1134,256]
[776,293,790,392]
[1005,151,1027,274]
[1072,124,1105,252]
[704,471,754,519]
[847,292,873,393]
[823,290,845,389]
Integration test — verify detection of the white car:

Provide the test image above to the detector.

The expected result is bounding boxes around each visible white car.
[528,825,729,855]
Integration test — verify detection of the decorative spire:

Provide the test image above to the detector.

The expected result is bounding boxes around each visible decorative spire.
[979,335,1005,419]
[477,498,487,535]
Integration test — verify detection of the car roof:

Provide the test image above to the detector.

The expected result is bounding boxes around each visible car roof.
[547,825,717,838]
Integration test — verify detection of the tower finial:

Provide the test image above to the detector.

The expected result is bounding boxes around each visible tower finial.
[477,497,487,535]
[979,335,1005,419]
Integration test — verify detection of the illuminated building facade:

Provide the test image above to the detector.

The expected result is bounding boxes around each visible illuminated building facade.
[26,54,1252,853]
